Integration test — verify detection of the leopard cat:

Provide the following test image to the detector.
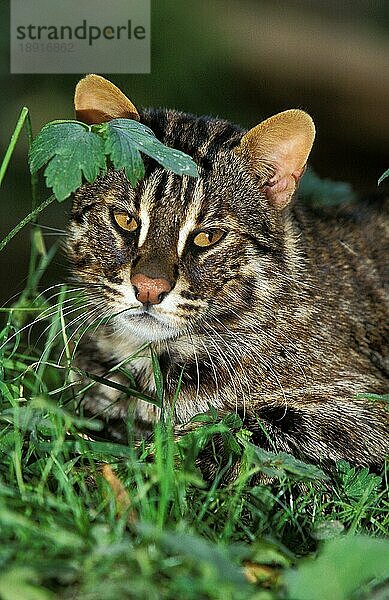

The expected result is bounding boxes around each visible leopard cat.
[66,75,388,474]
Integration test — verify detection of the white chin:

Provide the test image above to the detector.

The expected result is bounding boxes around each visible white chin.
[116,313,182,342]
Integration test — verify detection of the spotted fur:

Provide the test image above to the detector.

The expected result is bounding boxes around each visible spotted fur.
[66,107,388,471]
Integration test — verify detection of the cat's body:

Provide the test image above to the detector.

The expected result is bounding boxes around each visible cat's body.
[67,76,388,472]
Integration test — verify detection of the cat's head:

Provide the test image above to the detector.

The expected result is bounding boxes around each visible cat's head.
[67,75,315,344]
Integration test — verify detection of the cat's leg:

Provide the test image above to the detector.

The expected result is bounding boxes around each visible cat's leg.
[71,340,131,442]
[171,396,388,482]
[251,397,388,470]
[71,333,161,441]
[71,334,129,414]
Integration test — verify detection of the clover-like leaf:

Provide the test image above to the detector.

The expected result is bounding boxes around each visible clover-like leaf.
[29,117,199,201]
[29,122,106,201]
[100,121,145,187]
[105,119,199,180]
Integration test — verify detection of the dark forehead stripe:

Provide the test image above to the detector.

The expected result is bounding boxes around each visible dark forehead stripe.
[151,170,171,204]
[137,108,244,220]
[139,108,243,168]
[198,121,243,159]
[141,167,200,219]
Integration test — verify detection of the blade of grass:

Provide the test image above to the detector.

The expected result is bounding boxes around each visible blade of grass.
[0,195,56,253]
[0,107,30,188]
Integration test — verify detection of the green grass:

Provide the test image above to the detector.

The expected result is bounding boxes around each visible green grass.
[0,109,388,600]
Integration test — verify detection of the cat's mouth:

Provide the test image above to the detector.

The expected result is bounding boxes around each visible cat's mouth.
[116,305,186,342]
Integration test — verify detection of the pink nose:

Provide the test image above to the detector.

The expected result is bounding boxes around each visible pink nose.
[131,273,172,305]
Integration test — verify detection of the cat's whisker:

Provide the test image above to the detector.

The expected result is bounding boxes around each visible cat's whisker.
[31,303,99,373]
[187,330,201,401]
[0,300,75,352]
[34,303,108,380]
[33,282,82,302]
[32,300,92,348]
[42,232,68,237]
[86,305,123,340]
[223,304,308,385]
[36,224,67,234]
[206,314,287,410]
[198,322,248,412]
[56,302,109,363]
[197,336,220,400]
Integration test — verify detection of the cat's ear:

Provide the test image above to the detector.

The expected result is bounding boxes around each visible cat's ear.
[235,109,315,209]
[74,74,140,124]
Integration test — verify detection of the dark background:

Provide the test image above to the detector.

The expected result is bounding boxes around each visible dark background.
[0,0,388,306]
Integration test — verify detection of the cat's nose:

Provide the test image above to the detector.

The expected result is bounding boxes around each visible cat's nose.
[131,273,172,305]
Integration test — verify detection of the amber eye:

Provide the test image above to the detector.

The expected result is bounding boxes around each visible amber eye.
[113,211,138,232]
[192,229,225,248]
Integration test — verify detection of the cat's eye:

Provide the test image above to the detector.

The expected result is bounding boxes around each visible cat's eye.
[192,229,225,248]
[113,210,139,232]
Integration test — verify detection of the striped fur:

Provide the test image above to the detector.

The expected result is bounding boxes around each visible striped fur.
[66,107,388,473]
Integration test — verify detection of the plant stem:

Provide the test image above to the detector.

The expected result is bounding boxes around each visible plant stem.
[24,109,39,210]
[0,107,30,188]
[22,109,42,302]
[0,106,55,302]
[0,195,56,253]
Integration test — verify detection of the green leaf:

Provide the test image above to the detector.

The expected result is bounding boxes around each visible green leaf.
[222,412,243,430]
[378,168,389,186]
[285,536,389,600]
[336,461,382,501]
[138,523,248,587]
[191,405,220,424]
[300,167,356,207]
[178,423,230,454]
[0,568,54,600]
[190,412,216,424]
[102,121,145,186]
[29,117,199,200]
[221,430,242,458]
[245,443,328,480]
[29,122,106,201]
[106,119,199,180]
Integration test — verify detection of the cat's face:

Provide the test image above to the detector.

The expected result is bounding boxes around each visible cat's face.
[67,131,283,344]
[67,76,314,346]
